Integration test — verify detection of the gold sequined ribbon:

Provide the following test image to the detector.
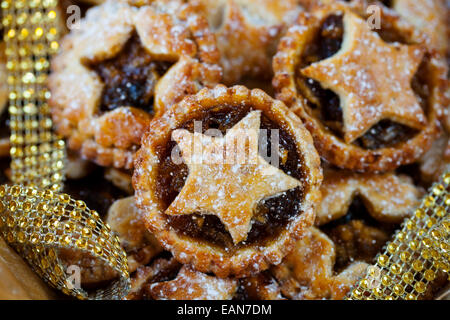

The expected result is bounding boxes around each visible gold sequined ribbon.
[0,0,130,300]
[348,172,450,300]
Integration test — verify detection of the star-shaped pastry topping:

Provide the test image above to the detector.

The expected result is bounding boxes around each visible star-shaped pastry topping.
[271,227,369,300]
[165,111,302,244]
[301,11,427,143]
[316,170,422,225]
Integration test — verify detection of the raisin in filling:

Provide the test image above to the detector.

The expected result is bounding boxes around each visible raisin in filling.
[296,14,427,149]
[91,33,174,113]
[321,197,396,273]
[156,105,306,250]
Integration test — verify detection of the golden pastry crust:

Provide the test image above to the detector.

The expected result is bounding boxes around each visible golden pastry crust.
[271,227,369,300]
[127,257,237,300]
[133,85,322,278]
[316,169,423,225]
[273,2,446,172]
[193,0,303,85]
[332,0,449,57]
[126,257,181,300]
[239,272,284,300]
[149,265,238,300]
[106,196,163,272]
[418,132,450,184]
[49,0,221,169]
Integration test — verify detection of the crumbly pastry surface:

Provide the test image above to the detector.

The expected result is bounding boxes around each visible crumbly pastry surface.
[237,272,285,300]
[273,2,447,172]
[316,169,423,225]
[148,265,238,300]
[49,0,221,169]
[268,165,426,300]
[106,196,163,272]
[271,227,369,300]
[126,257,238,300]
[329,0,449,57]
[192,0,303,85]
[133,85,322,278]
[418,132,450,184]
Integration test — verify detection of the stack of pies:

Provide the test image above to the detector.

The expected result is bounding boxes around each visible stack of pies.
[5,0,447,300]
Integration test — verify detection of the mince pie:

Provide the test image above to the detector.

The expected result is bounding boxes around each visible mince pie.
[49,0,221,169]
[236,272,284,300]
[316,169,423,225]
[273,2,447,172]
[193,0,303,85]
[418,131,450,185]
[105,196,163,272]
[418,105,450,185]
[271,227,370,300]
[329,0,449,57]
[149,264,238,300]
[267,168,424,300]
[127,257,238,300]
[133,85,322,277]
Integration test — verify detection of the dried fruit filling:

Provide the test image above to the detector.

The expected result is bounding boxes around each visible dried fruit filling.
[91,33,174,113]
[321,197,395,273]
[296,14,428,149]
[156,105,307,250]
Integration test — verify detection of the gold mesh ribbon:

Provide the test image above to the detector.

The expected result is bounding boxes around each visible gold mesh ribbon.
[0,0,130,299]
[348,172,450,300]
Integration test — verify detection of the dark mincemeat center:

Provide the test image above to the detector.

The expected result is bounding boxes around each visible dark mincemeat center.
[321,197,395,273]
[91,33,174,114]
[296,14,426,149]
[155,105,306,250]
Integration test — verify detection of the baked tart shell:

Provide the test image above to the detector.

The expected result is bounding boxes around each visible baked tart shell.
[48,0,221,169]
[273,3,447,173]
[133,85,322,278]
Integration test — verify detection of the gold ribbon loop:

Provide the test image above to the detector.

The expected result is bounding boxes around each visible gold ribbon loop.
[0,184,130,299]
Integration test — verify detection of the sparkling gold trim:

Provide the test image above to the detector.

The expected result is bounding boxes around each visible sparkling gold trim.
[348,172,450,300]
[0,0,130,299]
